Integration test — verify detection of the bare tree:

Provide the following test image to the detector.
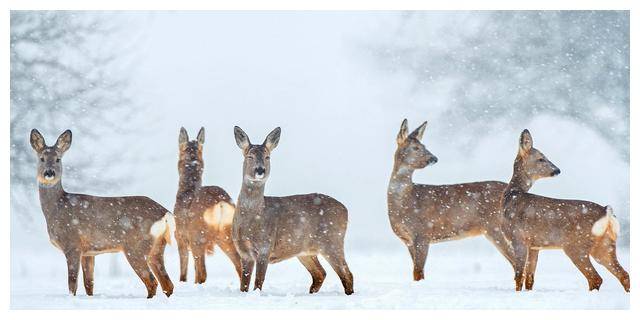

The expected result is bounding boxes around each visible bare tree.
[10,11,139,225]
[371,11,629,161]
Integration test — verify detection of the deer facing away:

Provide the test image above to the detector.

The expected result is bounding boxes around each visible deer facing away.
[232,126,354,295]
[30,129,174,298]
[387,119,515,281]
[173,127,242,284]
[502,129,629,292]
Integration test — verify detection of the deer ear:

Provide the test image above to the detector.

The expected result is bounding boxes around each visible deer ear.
[197,127,205,145]
[397,119,409,144]
[409,120,428,141]
[55,130,72,154]
[30,129,46,153]
[263,127,281,152]
[234,126,251,152]
[179,127,189,145]
[519,129,533,155]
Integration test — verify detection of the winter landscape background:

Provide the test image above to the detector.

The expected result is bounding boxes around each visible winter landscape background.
[10,11,630,309]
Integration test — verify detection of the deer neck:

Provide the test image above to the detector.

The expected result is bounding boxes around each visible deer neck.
[38,179,66,219]
[177,166,202,200]
[388,162,415,199]
[506,159,533,195]
[237,180,266,215]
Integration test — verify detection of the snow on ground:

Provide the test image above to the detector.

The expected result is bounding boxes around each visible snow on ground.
[11,237,629,309]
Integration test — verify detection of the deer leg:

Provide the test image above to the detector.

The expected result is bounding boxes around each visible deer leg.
[81,255,95,296]
[124,252,158,298]
[409,238,429,281]
[177,235,189,282]
[511,237,528,292]
[322,248,354,295]
[591,239,630,292]
[192,244,207,284]
[64,249,81,296]
[524,249,539,290]
[484,228,516,272]
[239,257,254,292]
[564,246,602,291]
[148,237,174,297]
[253,253,269,291]
[217,232,243,281]
[298,256,327,294]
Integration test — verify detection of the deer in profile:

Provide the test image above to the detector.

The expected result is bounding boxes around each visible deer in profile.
[502,129,629,292]
[232,126,354,295]
[387,119,515,281]
[30,129,174,298]
[174,127,242,284]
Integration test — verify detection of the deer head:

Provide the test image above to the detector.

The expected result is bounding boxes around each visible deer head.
[515,129,561,182]
[30,129,72,187]
[234,126,280,185]
[394,119,438,170]
[178,126,205,177]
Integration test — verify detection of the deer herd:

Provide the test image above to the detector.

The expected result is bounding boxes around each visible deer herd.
[29,119,630,299]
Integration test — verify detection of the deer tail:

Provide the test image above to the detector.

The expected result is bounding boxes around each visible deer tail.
[591,205,620,241]
[150,212,176,245]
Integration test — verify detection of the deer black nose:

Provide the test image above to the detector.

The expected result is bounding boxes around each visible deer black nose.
[552,168,561,176]
[428,157,438,165]
[43,169,55,178]
[255,167,266,175]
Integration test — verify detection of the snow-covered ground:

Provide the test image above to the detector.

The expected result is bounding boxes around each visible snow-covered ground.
[11,237,630,309]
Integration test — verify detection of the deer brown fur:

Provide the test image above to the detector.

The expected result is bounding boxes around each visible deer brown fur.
[30,129,174,298]
[173,127,242,284]
[387,119,515,281]
[502,129,630,292]
[232,126,354,295]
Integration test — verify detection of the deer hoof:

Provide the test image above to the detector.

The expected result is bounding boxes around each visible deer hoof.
[589,278,603,291]
[525,278,534,290]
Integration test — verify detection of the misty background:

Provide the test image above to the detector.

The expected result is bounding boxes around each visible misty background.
[11,10,629,265]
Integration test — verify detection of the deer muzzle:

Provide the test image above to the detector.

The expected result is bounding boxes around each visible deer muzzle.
[255,167,266,179]
[43,169,56,180]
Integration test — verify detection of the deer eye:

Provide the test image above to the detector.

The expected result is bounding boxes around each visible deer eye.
[56,158,61,163]
[412,146,420,151]
[265,156,270,160]
[537,158,545,163]
[40,157,44,162]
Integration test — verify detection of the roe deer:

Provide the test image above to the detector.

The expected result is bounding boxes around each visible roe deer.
[232,126,354,295]
[387,119,515,281]
[502,129,629,292]
[174,127,241,284]
[30,129,174,298]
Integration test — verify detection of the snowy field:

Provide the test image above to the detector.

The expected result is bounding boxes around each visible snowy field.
[11,238,629,309]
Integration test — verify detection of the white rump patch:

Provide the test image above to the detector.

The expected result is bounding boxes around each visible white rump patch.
[591,216,608,237]
[203,201,235,230]
[150,212,176,245]
[591,206,618,240]
[607,206,620,237]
